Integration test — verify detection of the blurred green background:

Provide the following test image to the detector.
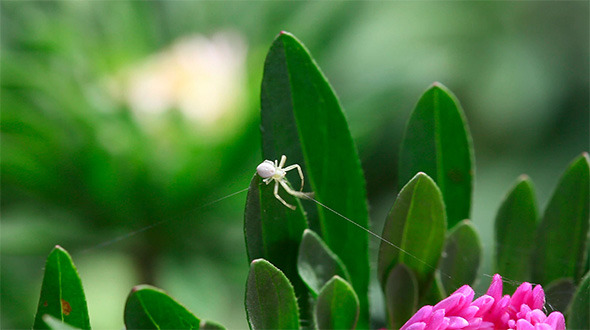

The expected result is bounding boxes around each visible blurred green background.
[1,1,588,328]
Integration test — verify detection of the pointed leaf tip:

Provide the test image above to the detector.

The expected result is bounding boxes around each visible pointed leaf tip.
[495,176,537,289]
[378,171,446,290]
[399,83,473,229]
[246,259,299,329]
[297,229,351,296]
[533,153,589,285]
[260,31,370,327]
[34,247,90,330]
[124,285,201,329]
[315,276,360,329]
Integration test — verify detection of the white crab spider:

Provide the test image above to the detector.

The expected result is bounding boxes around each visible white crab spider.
[256,155,313,210]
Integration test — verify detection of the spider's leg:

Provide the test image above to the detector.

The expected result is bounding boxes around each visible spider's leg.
[283,164,304,191]
[279,179,313,199]
[274,180,296,210]
[279,155,287,168]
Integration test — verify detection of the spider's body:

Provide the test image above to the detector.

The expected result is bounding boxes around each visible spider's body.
[256,155,312,210]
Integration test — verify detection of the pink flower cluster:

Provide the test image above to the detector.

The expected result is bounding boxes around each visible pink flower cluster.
[401,274,566,330]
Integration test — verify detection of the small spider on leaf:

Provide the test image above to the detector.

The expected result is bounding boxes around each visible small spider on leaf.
[256,155,314,210]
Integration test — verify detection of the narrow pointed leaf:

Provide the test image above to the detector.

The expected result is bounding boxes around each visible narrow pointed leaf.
[315,276,359,330]
[244,174,309,316]
[124,285,201,329]
[33,246,90,330]
[378,172,446,291]
[567,271,589,329]
[439,220,482,294]
[42,315,80,330]
[384,264,418,329]
[297,229,351,297]
[533,153,590,285]
[495,176,538,290]
[399,83,473,229]
[260,31,370,326]
[244,173,307,277]
[246,259,299,329]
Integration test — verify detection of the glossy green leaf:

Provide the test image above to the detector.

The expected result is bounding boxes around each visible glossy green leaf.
[33,246,90,330]
[315,276,359,330]
[245,259,299,329]
[567,271,589,329]
[439,220,482,294]
[533,153,590,285]
[297,229,351,297]
[399,83,473,229]
[384,264,418,329]
[124,285,201,329]
[244,174,308,295]
[260,31,370,326]
[378,172,446,291]
[494,176,538,291]
[42,315,80,330]
[544,278,576,313]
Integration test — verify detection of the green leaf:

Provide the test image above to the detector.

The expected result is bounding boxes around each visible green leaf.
[439,220,482,294]
[244,174,308,294]
[533,153,590,285]
[124,285,201,329]
[315,276,359,330]
[384,264,418,329]
[42,315,80,330]
[494,176,538,291]
[297,229,351,297]
[245,259,299,329]
[420,273,446,306]
[567,271,589,329]
[399,83,474,229]
[544,278,576,312]
[378,172,446,291]
[244,173,310,321]
[260,31,370,326]
[33,246,90,330]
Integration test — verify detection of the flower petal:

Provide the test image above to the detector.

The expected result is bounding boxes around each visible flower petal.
[544,312,565,330]
[434,293,462,312]
[515,319,535,330]
[401,306,433,330]
[405,322,427,330]
[472,295,494,316]
[486,274,503,300]
[534,324,552,330]
[512,282,533,309]
[529,309,547,324]
[425,309,446,330]
[531,285,545,310]
[447,316,469,329]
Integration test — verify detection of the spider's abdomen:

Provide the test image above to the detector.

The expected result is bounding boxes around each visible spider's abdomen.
[256,160,276,178]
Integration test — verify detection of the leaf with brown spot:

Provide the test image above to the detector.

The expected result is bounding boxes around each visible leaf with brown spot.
[61,299,72,316]
[33,246,90,329]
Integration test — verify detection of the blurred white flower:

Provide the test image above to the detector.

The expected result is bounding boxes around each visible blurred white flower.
[109,32,248,133]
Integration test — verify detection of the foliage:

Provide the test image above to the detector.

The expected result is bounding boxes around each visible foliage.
[26,31,589,329]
